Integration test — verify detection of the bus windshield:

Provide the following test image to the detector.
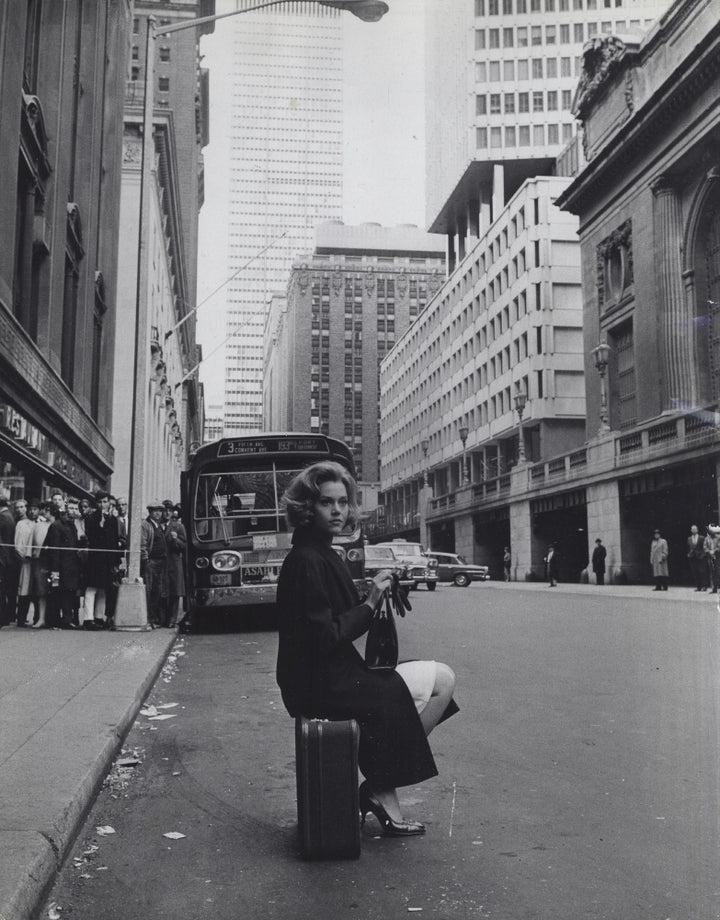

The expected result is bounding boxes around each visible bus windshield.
[194,465,302,542]
[181,433,365,613]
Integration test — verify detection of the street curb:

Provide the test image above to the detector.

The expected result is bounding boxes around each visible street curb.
[0,632,177,920]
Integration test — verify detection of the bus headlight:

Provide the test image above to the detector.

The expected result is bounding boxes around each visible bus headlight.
[212,551,241,572]
[195,556,210,569]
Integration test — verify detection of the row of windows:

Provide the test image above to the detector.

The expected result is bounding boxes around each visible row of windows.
[476,56,579,82]
[477,123,575,149]
[477,89,574,114]
[475,17,646,49]
[476,0,625,14]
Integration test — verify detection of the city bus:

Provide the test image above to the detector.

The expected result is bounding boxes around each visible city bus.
[180,433,365,623]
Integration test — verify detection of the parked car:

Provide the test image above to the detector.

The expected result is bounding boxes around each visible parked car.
[425,551,491,587]
[372,541,438,590]
[362,544,414,591]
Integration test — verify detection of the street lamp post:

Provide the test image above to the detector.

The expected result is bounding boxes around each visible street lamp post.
[591,341,612,433]
[421,437,429,487]
[459,425,469,485]
[513,382,528,464]
[117,0,389,628]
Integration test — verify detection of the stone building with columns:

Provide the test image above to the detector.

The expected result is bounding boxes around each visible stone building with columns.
[555,0,720,584]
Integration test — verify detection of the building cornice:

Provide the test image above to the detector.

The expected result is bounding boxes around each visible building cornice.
[558,9,720,215]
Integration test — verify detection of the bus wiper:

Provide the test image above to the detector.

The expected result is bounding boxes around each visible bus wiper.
[213,482,230,546]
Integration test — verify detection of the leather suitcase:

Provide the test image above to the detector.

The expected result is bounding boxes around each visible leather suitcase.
[295,716,361,860]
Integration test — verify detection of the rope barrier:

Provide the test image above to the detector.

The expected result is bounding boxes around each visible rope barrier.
[0,541,164,557]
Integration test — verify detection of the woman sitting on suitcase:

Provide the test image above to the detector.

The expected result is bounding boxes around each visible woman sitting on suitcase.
[276,461,457,837]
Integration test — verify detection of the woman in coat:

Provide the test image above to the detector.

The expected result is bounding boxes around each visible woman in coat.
[276,461,457,837]
[650,528,669,590]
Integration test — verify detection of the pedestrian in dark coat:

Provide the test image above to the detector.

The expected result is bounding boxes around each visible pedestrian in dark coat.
[43,503,81,629]
[83,491,120,628]
[164,509,187,628]
[0,497,17,625]
[544,543,559,586]
[277,461,458,837]
[591,538,607,585]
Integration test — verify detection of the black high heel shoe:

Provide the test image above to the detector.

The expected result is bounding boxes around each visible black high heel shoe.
[359,782,426,837]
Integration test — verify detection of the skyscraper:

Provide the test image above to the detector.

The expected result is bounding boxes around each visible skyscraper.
[214,2,344,434]
[425,0,670,267]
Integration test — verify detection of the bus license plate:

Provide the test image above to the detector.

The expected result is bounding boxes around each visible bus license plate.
[210,573,232,586]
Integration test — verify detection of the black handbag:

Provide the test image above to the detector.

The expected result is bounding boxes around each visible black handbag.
[364,573,411,670]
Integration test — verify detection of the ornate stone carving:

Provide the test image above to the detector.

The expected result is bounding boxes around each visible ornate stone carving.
[596,219,633,310]
[575,36,634,116]
[331,269,343,294]
[364,267,375,295]
[123,139,142,166]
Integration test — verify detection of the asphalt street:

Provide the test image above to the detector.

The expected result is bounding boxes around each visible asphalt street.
[41,583,719,920]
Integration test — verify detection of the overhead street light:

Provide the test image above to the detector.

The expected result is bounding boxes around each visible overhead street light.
[156,0,389,35]
[119,0,388,627]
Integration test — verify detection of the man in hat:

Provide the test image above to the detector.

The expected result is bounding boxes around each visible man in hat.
[140,500,167,628]
[544,543,559,587]
[687,524,707,591]
[591,538,607,586]
[82,490,121,629]
[704,524,720,594]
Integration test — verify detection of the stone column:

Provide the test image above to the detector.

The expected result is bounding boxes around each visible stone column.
[447,229,456,275]
[651,176,697,409]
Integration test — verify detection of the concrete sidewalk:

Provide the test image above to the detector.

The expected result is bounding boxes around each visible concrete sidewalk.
[0,626,176,920]
[482,578,720,604]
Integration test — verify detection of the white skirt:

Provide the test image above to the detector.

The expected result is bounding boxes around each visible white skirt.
[395,660,437,714]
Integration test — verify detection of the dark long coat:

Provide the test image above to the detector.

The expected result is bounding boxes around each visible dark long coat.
[164,519,187,596]
[43,518,82,591]
[276,526,439,789]
[84,511,121,589]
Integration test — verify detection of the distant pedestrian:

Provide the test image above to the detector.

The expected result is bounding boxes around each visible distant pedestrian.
[140,500,167,628]
[704,524,720,594]
[591,538,607,586]
[13,499,35,626]
[164,503,187,629]
[31,502,55,628]
[503,547,511,582]
[544,543,559,587]
[0,496,17,626]
[686,524,707,591]
[44,496,81,629]
[83,491,121,629]
[650,529,669,591]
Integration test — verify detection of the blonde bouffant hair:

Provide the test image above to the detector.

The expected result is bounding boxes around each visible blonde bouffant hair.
[282,461,359,529]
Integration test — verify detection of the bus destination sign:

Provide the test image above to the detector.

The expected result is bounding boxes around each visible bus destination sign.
[217,436,330,457]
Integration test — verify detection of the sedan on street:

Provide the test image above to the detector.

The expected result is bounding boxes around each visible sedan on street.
[426,551,491,587]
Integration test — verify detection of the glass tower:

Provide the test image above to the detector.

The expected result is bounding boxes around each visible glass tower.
[218,2,344,434]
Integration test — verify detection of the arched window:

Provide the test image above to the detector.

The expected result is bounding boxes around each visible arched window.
[688,171,720,406]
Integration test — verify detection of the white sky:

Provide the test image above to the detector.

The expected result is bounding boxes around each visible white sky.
[196,0,426,406]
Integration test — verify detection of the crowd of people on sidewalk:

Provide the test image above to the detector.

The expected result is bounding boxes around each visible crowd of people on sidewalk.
[0,492,187,632]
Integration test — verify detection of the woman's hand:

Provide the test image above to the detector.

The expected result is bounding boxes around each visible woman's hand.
[365,569,395,609]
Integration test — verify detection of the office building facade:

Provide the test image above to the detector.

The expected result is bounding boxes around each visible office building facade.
[112,1,211,507]
[425,0,670,270]
[373,0,671,577]
[217,2,345,434]
[0,1,131,501]
[265,221,445,484]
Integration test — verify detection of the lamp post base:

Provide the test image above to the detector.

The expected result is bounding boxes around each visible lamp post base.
[115,580,150,630]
